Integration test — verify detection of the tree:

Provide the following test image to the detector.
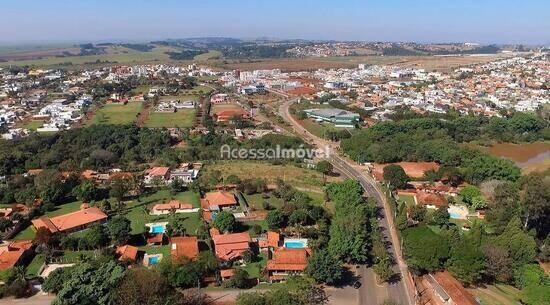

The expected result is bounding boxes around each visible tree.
[520,172,550,237]
[43,266,73,293]
[315,161,333,184]
[496,217,537,268]
[447,239,486,285]
[396,203,409,230]
[34,227,53,247]
[110,178,129,209]
[431,206,450,227]
[409,205,427,223]
[374,258,394,283]
[266,210,286,229]
[383,165,409,189]
[73,180,100,202]
[169,178,185,194]
[225,174,242,185]
[213,211,237,233]
[106,216,132,245]
[486,182,520,234]
[166,217,188,237]
[471,196,488,210]
[402,226,450,273]
[158,259,202,288]
[459,185,481,205]
[483,244,513,283]
[224,269,250,289]
[289,209,310,226]
[83,224,108,249]
[51,261,125,305]
[115,268,172,305]
[34,170,67,204]
[305,249,344,285]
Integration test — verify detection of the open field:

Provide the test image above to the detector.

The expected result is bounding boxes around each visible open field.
[87,102,143,125]
[213,54,506,72]
[467,284,521,305]
[211,103,245,115]
[205,160,343,192]
[194,50,222,61]
[0,46,80,61]
[143,109,196,128]
[144,109,196,128]
[0,46,190,68]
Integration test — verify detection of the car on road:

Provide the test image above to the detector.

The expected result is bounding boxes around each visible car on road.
[353,281,362,289]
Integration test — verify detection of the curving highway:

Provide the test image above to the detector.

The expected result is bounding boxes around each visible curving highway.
[277,96,415,305]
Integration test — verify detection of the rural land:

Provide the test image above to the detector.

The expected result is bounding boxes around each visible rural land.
[0,36,549,305]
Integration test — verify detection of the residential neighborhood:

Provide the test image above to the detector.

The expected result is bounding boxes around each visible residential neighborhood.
[0,2,549,305]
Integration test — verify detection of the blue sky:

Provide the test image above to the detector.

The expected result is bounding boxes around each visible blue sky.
[2,0,549,44]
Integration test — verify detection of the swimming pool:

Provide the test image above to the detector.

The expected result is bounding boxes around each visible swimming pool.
[148,256,160,265]
[151,225,165,234]
[449,211,461,219]
[284,239,308,248]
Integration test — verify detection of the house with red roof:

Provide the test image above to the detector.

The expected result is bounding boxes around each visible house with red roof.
[416,191,448,209]
[144,167,171,186]
[31,207,107,234]
[0,240,33,271]
[150,200,197,215]
[425,271,480,305]
[259,231,281,251]
[201,191,238,212]
[211,232,251,262]
[116,245,139,262]
[266,248,309,282]
[170,236,199,261]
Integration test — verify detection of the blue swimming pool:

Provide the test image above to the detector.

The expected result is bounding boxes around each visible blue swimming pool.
[151,225,165,234]
[449,211,461,219]
[284,241,307,248]
[148,256,160,265]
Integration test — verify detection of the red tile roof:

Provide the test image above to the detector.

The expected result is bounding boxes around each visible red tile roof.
[267,231,280,248]
[267,248,308,272]
[147,233,164,245]
[170,236,199,261]
[432,271,479,305]
[212,232,251,261]
[203,191,237,208]
[220,268,235,278]
[416,191,448,208]
[146,167,170,177]
[0,240,33,271]
[116,245,139,262]
[31,207,107,233]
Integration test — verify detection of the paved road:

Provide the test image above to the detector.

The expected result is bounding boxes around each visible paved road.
[277,97,415,305]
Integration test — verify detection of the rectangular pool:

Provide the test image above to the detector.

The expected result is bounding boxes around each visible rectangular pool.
[148,256,160,265]
[284,241,307,248]
[151,225,165,234]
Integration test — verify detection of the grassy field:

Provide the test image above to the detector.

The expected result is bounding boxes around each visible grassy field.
[206,161,342,192]
[0,46,187,68]
[242,252,267,279]
[87,102,143,125]
[468,284,521,305]
[144,109,196,128]
[194,50,222,61]
[211,103,245,115]
[25,254,45,277]
[21,120,45,131]
[124,190,202,235]
[397,194,416,208]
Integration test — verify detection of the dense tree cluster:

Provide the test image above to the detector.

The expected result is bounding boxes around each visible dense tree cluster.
[0,125,174,175]
[341,115,546,184]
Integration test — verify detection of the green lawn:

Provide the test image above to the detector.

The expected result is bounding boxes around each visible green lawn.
[45,200,83,217]
[13,226,36,240]
[124,190,202,235]
[242,252,267,279]
[26,254,45,277]
[244,193,284,210]
[87,102,143,125]
[397,194,416,208]
[144,109,196,128]
[22,120,45,131]
[138,245,171,258]
[468,284,521,305]
[180,85,213,96]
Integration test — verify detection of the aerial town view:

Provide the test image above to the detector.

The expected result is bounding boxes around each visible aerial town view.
[0,1,548,305]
